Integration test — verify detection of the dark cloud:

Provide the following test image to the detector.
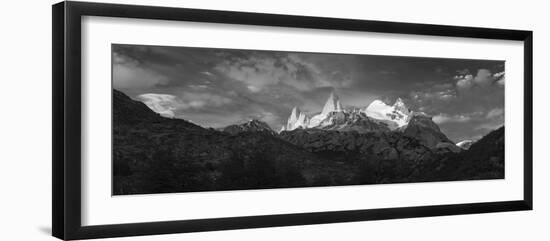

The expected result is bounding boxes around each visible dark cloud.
[113,44,504,142]
[409,67,505,141]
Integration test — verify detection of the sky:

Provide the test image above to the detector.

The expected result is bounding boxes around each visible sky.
[112,44,505,142]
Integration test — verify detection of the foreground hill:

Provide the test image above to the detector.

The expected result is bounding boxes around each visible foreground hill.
[113,90,349,194]
[418,126,505,181]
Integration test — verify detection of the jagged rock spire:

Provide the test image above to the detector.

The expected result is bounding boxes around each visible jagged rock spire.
[283,106,310,131]
[288,106,300,125]
[321,91,343,116]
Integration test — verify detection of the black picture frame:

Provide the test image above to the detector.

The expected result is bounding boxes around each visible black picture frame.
[52,1,533,240]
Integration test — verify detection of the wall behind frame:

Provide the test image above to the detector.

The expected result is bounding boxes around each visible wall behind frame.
[0,0,547,241]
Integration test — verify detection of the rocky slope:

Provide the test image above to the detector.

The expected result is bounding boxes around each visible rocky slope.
[113,89,164,124]
[400,112,456,150]
[221,119,277,135]
[411,126,504,181]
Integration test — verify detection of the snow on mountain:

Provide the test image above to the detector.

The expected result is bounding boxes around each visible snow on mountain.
[278,92,457,150]
[282,92,345,131]
[364,98,411,129]
[283,107,310,131]
[281,93,415,133]
[456,140,474,150]
[312,109,390,133]
[393,98,409,114]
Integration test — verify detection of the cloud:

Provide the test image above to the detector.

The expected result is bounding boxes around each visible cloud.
[433,83,454,90]
[455,69,503,91]
[410,68,504,129]
[456,69,470,75]
[475,121,504,132]
[409,87,457,110]
[473,69,494,87]
[137,92,232,118]
[201,71,215,77]
[113,52,168,89]
[214,54,331,93]
[432,115,453,124]
[433,113,478,124]
[486,108,504,119]
[414,68,504,132]
[188,85,209,90]
[179,92,232,109]
[456,75,474,89]
[247,85,261,93]
[494,71,505,86]
[138,93,177,118]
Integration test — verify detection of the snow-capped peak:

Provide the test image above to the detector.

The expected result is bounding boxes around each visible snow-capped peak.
[281,93,412,133]
[281,106,310,131]
[306,92,344,128]
[363,98,411,129]
[364,100,391,120]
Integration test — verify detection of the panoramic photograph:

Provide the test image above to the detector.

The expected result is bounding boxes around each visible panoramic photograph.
[112,44,505,195]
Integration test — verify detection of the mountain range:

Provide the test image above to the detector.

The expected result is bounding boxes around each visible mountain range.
[280,92,459,151]
[113,89,504,195]
[281,93,411,132]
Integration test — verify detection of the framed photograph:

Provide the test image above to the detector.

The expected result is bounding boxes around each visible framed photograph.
[52,1,533,240]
